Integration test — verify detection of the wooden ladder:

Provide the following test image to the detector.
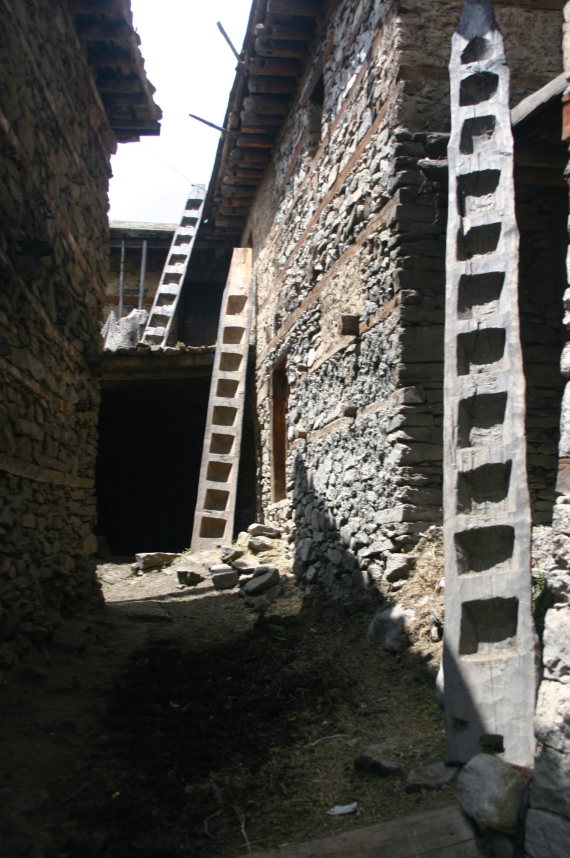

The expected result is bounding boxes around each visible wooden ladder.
[443,0,535,767]
[141,185,205,348]
[191,248,253,550]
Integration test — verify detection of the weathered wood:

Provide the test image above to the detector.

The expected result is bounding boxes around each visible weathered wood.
[254,38,308,59]
[444,0,535,768]
[88,46,132,70]
[242,95,291,115]
[248,75,298,94]
[236,805,482,858]
[249,57,303,77]
[266,0,323,15]
[76,22,135,42]
[228,148,272,165]
[255,23,315,41]
[236,134,275,148]
[97,75,147,94]
[510,72,566,127]
[240,114,285,131]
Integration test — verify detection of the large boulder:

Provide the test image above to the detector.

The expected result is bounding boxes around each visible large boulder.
[457,754,528,834]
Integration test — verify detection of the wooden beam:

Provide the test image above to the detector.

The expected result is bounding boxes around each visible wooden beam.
[215,216,246,228]
[511,73,566,128]
[236,134,275,148]
[242,95,291,115]
[240,113,284,130]
[248,75,298,94]
[97,76,146,94]
[255,23,315,41]
[88,46,132,70]
[248,57,303,77]
[76,22,135,42]
[229,147,272,164]
[266,0,323,16]
[452,0,563,8]
[254,38,308,59]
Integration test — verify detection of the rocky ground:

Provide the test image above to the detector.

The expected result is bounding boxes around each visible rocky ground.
[0,526,463,858]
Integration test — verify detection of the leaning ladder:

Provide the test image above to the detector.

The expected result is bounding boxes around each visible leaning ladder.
[191,248,253,550]
[141,185,205,347]
[443,0,535,768]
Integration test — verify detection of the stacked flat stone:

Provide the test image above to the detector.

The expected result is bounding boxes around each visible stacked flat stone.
[443,0,535,767]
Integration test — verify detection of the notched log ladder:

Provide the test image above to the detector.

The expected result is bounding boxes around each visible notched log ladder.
[443,0,536,767]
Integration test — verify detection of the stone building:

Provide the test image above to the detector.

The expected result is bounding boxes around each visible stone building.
[194,0,569,852]
[0,0,160,673]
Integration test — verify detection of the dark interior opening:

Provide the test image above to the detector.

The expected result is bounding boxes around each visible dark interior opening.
[272,361,289,502]
[517,179,567,524]
[96,375,210,555]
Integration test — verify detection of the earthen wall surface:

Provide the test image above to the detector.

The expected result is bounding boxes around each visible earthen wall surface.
[0,0,115,674]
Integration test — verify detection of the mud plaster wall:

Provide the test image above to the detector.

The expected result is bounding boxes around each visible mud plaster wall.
[0,0,114,675]
[245,0,563,594]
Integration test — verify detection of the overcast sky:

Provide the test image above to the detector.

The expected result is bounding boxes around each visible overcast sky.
[108,0,252,224]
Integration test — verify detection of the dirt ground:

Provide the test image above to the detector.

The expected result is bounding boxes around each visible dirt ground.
[0,532,455,858]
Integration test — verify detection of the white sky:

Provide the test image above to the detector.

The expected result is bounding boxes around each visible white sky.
[108,0,253,224]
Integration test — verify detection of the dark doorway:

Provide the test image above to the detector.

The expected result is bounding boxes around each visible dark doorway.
[271,361,289,502]
[96,375,210,555]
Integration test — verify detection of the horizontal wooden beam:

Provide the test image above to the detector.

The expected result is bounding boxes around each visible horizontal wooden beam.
[266,0,323,16]
[240,113,284,129]
[236,134,275,148]
[229,147,272,164]
[255,23,315,41]
[254,38,308,59]
[248,75,298,94]
[97,75,145,94]
[248,57,303,77]
[242,95,291,115]
[88,46,132,70]
[76,22,135,42]
[215,216,246,228]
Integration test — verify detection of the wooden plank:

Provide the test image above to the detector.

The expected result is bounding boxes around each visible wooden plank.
[75,22,135,42]
[266,0,323,15]
[249,57,303,77]
[243,95,291,115]
[229,148,272,164]
[238,805,481,858]
[248,75,298,94]
[255,38,308,59]
[255,23,315,41]
[236,134,275,148]
[511,73,566,127]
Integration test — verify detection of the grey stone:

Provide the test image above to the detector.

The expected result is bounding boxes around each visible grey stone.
[210,563,233,574]
[357,539,393,560]
[456,754,527,834]
[248,536,274,553]
[242,568,280,596]
[367,605,416,653]
[219,545,245,564]
[232,557,260,573]
[542,606,570,682]
[530,746,570,818]
[355,744,404,776]
[534,679,570,753]
[176,568,204,587]
[405,761,457,792]
[482,831,516,858]
[247,523,281,539]
[384,553,416,582]
[525,809,570,858]
[251,564,279,579]
[244,584,282,610]
[212,569,240,590]
[133,552,178,571]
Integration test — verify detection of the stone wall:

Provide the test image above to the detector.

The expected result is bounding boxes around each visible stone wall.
[246,0,563,593]
[523,3,570,853]
[0,0,117,676]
